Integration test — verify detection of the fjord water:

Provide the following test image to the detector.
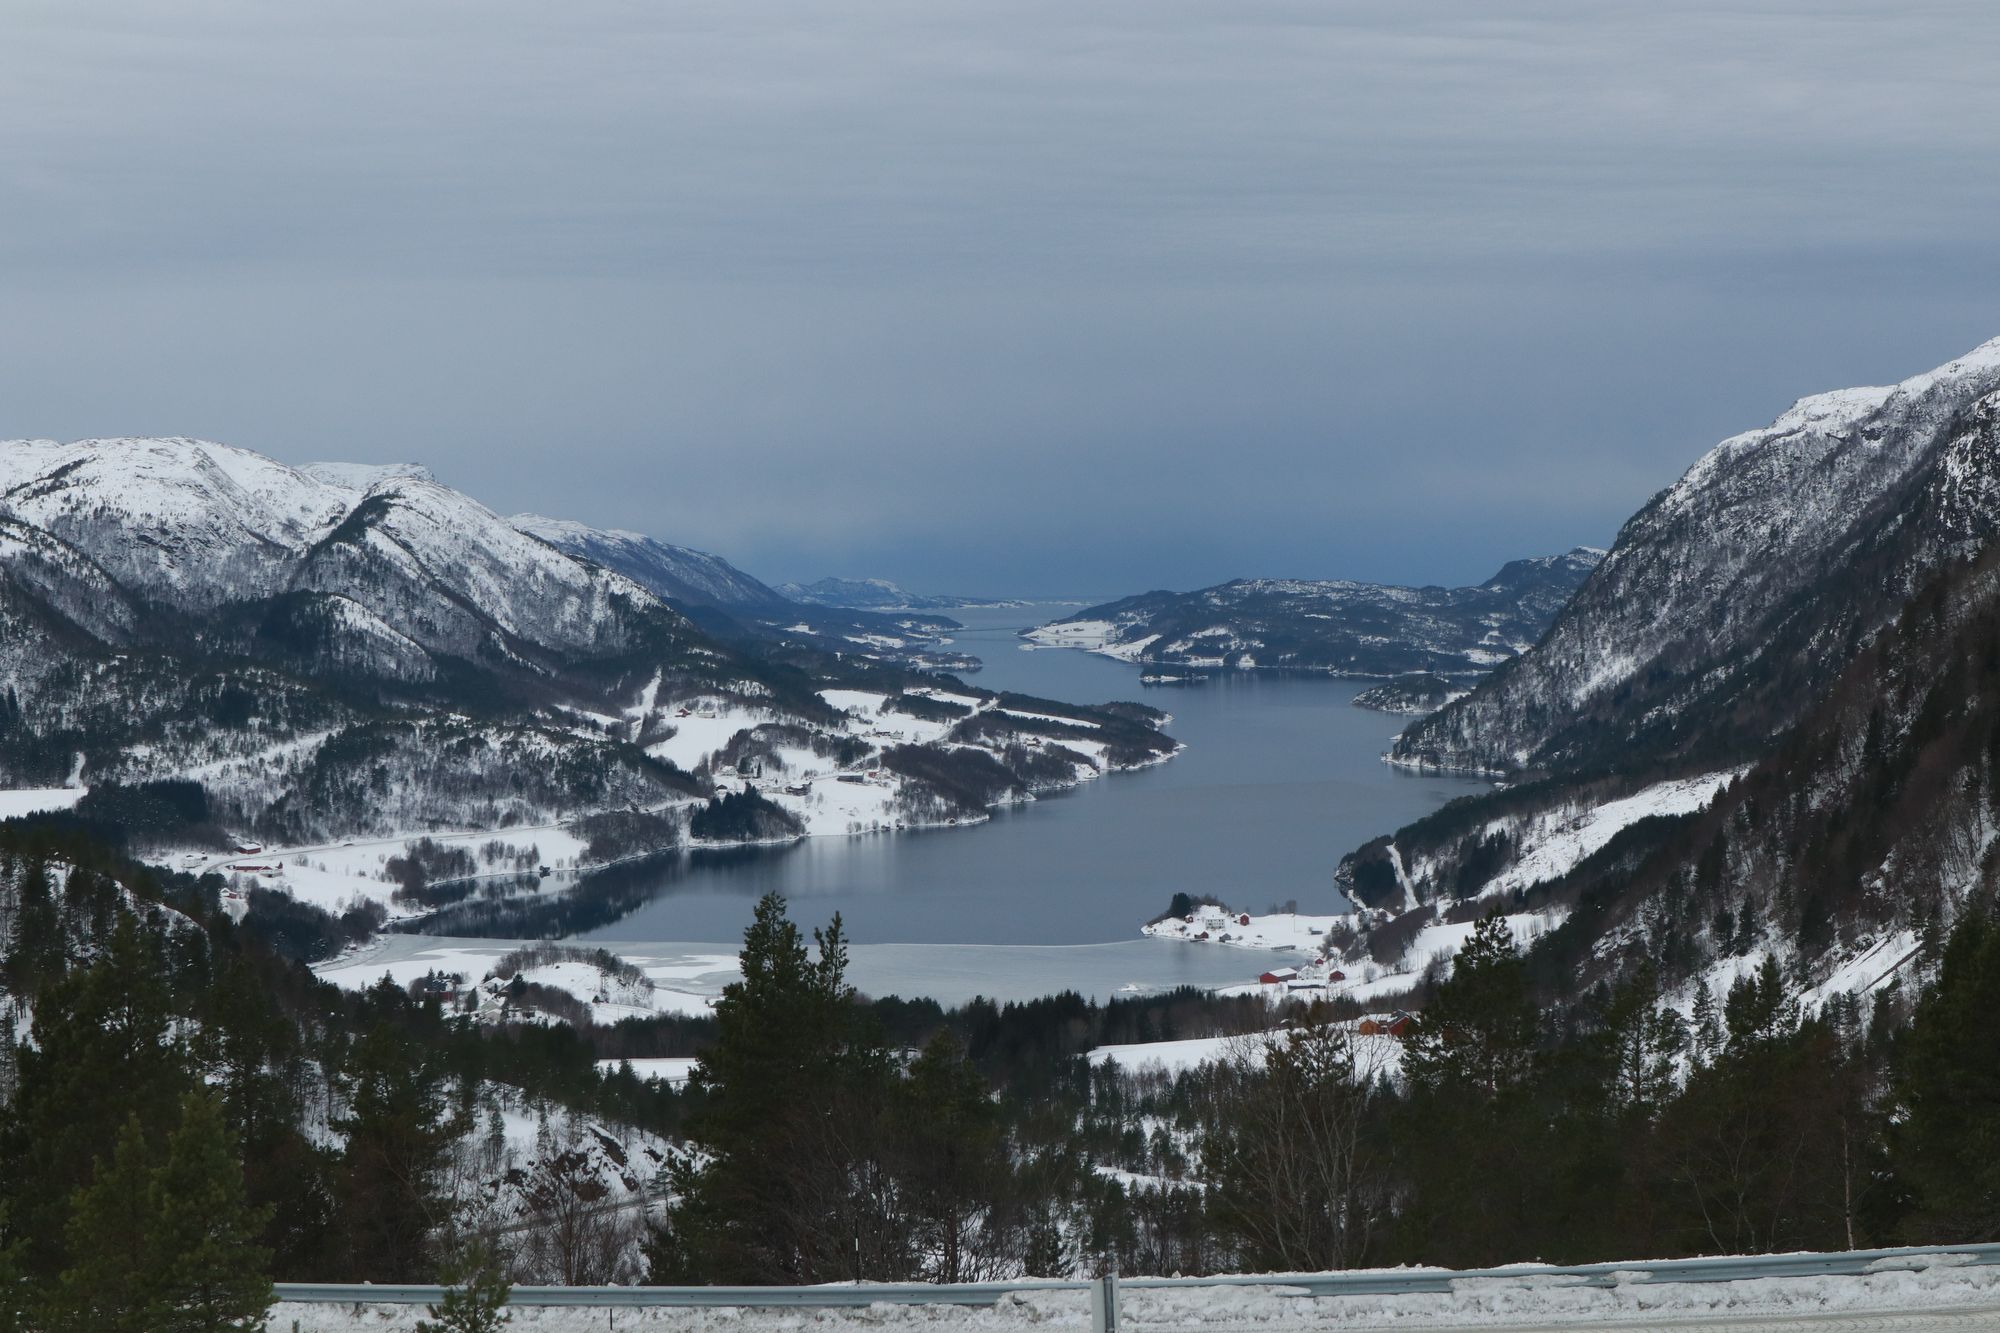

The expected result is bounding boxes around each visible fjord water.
[581,604,1488,959]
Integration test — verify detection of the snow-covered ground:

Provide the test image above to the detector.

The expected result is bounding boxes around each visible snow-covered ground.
[1414,772,1742,904]
[1021,617,1139,657]
[1144,909,1341,954]
[1088,1033,1259,1075]
[1142,899,1566,1010]
[187,822,593,921]
[316,938,739,1019]
[596,1057,701,1086]
[0,787,86,820]
[272,1257,2000,1329]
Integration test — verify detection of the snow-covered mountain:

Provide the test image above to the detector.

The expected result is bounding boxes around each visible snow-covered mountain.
[513,515,793,612]
[1336,335,2000,1023]
[779,576,1024,612]
[0,437,1176,876]
[0,438,679,674]
[1395,338,2000,776]
[1026,550,1603,679]
[518,519,983,672]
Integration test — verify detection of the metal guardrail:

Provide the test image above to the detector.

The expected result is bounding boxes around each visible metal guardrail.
[274,1278,1088,1308]
[272,1241,2000,1310]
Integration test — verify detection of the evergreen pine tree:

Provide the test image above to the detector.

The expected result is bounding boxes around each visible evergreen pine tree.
[0,915,192,1279]
[653,892,898,1283]
[48,1095,272,1333]
[1889,906,2000,1241]
[1723,955,1792,1046]
[0,1204,29,1333]
[334,1015,456,1281]
[146,1092,274,1332]
[896,1030,1008,1283]
[1402,911,1537,1098]
[52,1117,162,1333]
[1601,963,1685,1117]
[1690,979,1723,1063]
[415,1243,511,1333]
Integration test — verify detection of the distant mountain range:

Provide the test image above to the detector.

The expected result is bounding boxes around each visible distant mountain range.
[1024,550,1603,684]
[778,577,1029,613]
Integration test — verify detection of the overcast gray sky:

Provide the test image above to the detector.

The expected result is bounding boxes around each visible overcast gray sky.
[4,1,1997,597]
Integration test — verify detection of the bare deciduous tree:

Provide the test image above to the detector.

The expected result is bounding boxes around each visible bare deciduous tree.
[1201,1018,1387,1271]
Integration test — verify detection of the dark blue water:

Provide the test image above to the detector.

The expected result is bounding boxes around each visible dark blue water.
[581,604,1488,947]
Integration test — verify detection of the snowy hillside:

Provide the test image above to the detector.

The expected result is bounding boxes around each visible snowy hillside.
[1025,550,1602,678]
[513,514,792,611]
[1332,335,2000,1026]
[0,438,1178,874]
[521,518,982,672]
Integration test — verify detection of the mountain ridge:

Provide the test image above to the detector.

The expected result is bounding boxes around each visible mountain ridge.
[1334,333,2000,1027]
[1394,336,2000,777]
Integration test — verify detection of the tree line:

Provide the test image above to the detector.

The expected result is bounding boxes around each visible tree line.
[7,821,2000,1326]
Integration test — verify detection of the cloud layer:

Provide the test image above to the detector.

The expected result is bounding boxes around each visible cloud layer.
[4,1,1996,594]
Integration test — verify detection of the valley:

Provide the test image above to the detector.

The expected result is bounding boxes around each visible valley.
[12,1,2000,1318]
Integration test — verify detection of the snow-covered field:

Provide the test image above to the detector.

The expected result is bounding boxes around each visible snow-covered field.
[596,1056,701,1086]
[1143,909,1341,954]
[188,822,593,921]
[272,1258,2000,1330]
[1088,1033,1258,1075]
[316,938,740,1019]
[0,787,86,820]
[1022,618,1149,659]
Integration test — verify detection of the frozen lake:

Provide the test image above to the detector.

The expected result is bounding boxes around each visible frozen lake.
[326,933,1311,1007]
[556,603,1488,952]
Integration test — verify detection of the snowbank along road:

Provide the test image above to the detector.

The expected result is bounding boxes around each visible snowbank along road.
[272,1244,2000,1330]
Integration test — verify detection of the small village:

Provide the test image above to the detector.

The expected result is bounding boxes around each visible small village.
[1143,900,1418,1040]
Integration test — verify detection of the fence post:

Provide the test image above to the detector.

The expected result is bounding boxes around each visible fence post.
[1091,1267,1120,1333]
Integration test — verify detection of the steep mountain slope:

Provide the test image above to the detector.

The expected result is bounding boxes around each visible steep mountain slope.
[517,517,978,672]
[1344,540,2000,1019]
[1026,549,1603,678]
[513,515,793,611]
[1331,335,2000,1022]
[0,437,358,609]
[1394,338,2000,777]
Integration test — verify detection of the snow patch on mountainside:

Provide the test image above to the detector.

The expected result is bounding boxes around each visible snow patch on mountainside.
[1412,771,1743,902]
